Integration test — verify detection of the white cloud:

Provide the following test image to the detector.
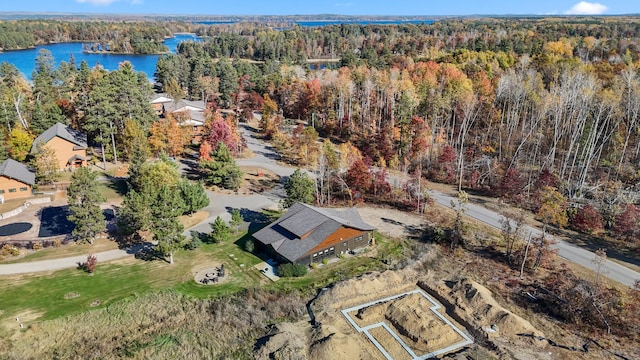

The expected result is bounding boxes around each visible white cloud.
[564,1,608,15]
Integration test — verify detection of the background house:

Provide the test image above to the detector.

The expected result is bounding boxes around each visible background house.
[151,94,206,143]
[253,202,376,266]
[30,122,88,170]
[0,158,35,201]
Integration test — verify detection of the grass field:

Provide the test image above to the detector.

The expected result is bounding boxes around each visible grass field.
[0,230,398,334]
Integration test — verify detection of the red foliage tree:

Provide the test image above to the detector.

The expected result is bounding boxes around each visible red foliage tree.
[438,144,457,163]
[498,167,525,204]
[371,167,391,199]
[207,118,239,155]
[613,204,640,245]
[409,116,430,162]
[571,204,604,234]
[346,158,372,201]
[532,168,560,210]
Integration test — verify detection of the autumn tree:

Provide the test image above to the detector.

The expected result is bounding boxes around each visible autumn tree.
[570,204,604,234]
[261,94,281,138]
[67,167,106,244]
[613,204,640,246]
[8,127,33,161]
[345,158,372,201]
[29,143,60,184]
[498,167,525,205]
[536,185,568,229]
[207,115,240,155]
[148,115,191,157]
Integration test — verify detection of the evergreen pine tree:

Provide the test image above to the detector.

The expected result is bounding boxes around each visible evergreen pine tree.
[282,169,315,208]
[151,185,185,264]
[67,167,106,244]
[179,179,209,216]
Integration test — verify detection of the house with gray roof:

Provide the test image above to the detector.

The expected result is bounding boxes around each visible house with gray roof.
[150,93,207,143]
[252,202,376,265]
[0,158,35,201]
[30,122,88,169]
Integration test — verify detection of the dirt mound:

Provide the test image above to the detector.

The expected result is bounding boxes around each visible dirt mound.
[254,322,309,360]
[308,324,384,360]
[428,278,543,339]
[314,270,418,312]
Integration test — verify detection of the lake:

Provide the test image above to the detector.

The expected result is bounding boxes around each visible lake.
[0,33,201,81]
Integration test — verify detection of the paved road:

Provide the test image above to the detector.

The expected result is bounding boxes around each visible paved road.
[0,249,133,275]
[429,191,640,287]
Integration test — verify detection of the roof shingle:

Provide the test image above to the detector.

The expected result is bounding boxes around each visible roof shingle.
[0,159,35,186]
[253,202,376,263]
[31,122,87,153]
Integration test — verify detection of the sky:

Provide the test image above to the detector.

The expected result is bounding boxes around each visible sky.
[2,0,640,16]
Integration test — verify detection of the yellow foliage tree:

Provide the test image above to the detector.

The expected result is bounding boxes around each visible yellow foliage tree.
[536,186,568,228]
[8,127,33,161]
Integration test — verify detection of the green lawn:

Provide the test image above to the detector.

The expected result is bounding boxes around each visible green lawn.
[0,231,400,331]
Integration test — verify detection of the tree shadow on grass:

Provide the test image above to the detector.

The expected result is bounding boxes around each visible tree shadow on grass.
[103,177,129,197]
[224,206,274,234]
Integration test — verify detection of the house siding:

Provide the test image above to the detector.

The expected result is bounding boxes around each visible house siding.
[296,229,371,266]
[0,176,32,200]
[46,136,87,169]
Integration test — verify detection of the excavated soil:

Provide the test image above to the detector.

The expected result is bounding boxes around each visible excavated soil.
[254,254,555,360]
[350,293,465,355]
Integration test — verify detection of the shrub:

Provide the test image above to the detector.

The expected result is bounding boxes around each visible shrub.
[244,239,255,253]
[1,244,20,257]
[79,254,98,274]
[277,263,308,277]
[184,231,203,250]
[322,258,329,265]
[32,242,43,251]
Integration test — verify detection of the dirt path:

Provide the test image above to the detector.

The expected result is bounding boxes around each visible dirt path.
[357,207,426,239]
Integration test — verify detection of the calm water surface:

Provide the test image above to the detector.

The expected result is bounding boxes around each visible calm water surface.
[0,33,200,81]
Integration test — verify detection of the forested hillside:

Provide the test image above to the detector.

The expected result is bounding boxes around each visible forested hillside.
[0,20,193,53]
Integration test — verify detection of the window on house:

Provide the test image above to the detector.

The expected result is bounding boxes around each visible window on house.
[313,253,317,257]
[8,188,16,193]
[343,242,347,247]
[355,236,363,242]
[0,189,4,194]
[20,187,28,191]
